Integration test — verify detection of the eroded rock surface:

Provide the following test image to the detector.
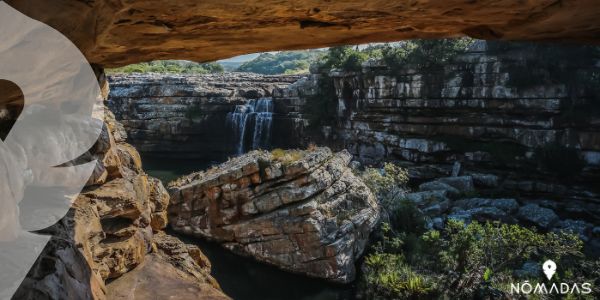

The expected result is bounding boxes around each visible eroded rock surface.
[107,73,304,159]
[106,232,228,300]
[168,147,379,283]
[6,0,600,66]
[13,74,224,299]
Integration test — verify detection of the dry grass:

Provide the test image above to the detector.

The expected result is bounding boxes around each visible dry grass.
[271,148,306,164]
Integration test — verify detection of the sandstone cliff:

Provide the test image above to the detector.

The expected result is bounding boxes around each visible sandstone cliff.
[12,74,227,300]
[6,0,600,66]
[168,147,379,283]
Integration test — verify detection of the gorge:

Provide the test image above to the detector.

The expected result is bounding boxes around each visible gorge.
[102,40,600,298]
[2,1,600,299]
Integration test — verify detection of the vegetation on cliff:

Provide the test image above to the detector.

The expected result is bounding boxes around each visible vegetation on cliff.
[237,50,324,74]
[359,163,598,299]
[303,39,475,128]
[106,60,224,74]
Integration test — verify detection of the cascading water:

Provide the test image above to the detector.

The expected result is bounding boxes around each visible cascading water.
[227,98,273,154]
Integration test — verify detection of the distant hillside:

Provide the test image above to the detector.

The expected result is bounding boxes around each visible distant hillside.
[236,50,325,75]
[106,60,224,74]
[218,61,244,72]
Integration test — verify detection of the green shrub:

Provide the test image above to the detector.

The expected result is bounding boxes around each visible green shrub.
[382,38,474,73]
[363,219,588,299]
[361,162,409,207]
[363,252,438,299]
[313,46,369,72]
[535,143,585,179]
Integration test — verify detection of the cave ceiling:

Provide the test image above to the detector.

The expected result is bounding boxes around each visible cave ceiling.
[5,0,600,67]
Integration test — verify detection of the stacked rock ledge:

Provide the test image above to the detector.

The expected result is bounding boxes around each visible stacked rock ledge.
[168,147,380,283]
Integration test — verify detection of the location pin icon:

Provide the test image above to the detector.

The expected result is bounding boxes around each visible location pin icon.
[543,260,557,280]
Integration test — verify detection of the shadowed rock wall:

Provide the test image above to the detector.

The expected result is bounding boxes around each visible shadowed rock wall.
[273,42,600,225]
[107,73,305,160]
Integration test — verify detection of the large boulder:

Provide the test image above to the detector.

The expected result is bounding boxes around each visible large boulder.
[168,147,379,283]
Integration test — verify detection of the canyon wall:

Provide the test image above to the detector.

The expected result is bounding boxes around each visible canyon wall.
[108,73,305,161]
[12,72,227,300]
[273,42,600,226]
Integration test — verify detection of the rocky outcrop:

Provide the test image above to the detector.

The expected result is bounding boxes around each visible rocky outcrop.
[6,0,600,66]
[108,73,305,159]
[13,74,225,299]
[106,232,228,300]
[273,41,600,227]
[168,147,379,283]
[400,174,600,252]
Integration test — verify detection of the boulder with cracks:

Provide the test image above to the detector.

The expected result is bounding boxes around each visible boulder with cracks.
[168,147,379,283]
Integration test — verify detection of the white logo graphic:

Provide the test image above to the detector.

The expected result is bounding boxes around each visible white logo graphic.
[543,260,557,280]
[0,2,103,298]
[510,260,593,295]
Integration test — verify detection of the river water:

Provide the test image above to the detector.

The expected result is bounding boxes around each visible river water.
[142,156,357,300]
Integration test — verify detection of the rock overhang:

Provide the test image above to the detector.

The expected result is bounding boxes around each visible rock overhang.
[5,0,600,67]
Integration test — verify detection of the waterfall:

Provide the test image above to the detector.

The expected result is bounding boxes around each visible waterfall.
[227,98,273,154]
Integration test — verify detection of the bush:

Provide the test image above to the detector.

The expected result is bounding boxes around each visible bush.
[382,38,475,73]
[313,46,368,72]
[361,162,409,207]
[535,143,585,179]
[362,219,588,299]
[363,252,438,299]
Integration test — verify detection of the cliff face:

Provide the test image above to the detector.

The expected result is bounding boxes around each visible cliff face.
[13,74,227,300]
[6,0,600,66]
[107,73,306,160]
[273,42,600,224]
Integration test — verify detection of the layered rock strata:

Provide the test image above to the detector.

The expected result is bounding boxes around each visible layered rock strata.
[13,74,226,299]
[6,0,600,66]
[168,147,379,283]
[108,73,305,159]
[273,42,600,225]
[400,174,600,252]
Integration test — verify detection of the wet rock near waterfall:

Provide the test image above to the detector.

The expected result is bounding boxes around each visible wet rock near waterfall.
[107,73,305,160]
[168,147,379,283]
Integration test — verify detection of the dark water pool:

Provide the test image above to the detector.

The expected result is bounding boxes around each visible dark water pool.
[142,156,357,300]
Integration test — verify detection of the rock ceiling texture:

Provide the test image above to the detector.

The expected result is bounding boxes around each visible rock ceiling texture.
[6,0,600,67]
